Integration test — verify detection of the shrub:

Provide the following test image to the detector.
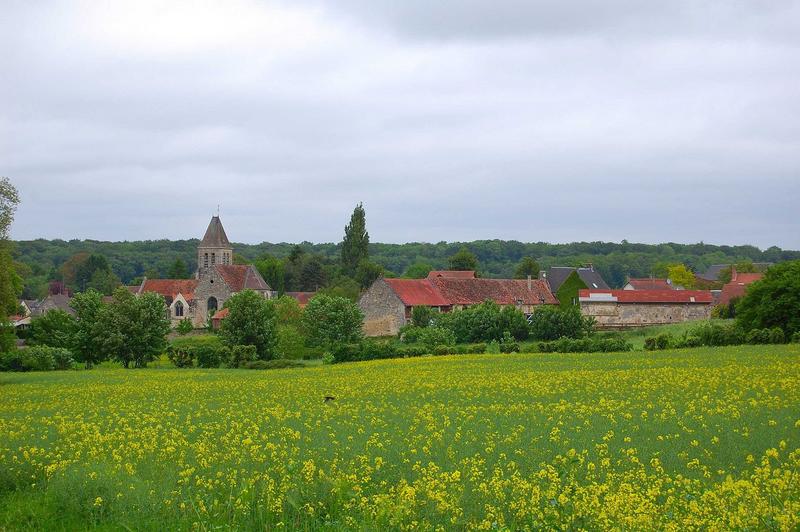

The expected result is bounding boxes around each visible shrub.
[529,306,594,341]
[792,331,800,344]
[321,353,335,365]
[359,340,401,361]
[433,301,529,343]
[396,345,427,357]
[432,344,451,356]
[176,318,194,335]
[167,346,194,368]
[0,346,75,372]
[644,333,673,351]
[244,359,303,370]
[418,327,456,352]
[28,309,76,348]
[219,290,278,360]
[499,331,520,353]
[675,335,703,348]
[745,327,785,345]
[398,324,423,344]
[736,260,800,336]
[689,322,745,347]
[275,324,306,360]
[303,295,363,348]
[195,344,230,368]
[228,345,258,368]
[411,306,434,328]
[538,337,632,353]
[50,348,76,370]
[0,350,25,372]
[330,343,362,363]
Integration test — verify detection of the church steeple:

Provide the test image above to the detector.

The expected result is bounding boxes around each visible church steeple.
[197,216,233,279]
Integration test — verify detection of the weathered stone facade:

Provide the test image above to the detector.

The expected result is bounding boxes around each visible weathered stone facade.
[580,301,712,328]
[359,278,407,337]
[194,273,235,326]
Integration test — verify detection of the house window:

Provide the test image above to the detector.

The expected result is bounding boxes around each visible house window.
[174,301,184,317]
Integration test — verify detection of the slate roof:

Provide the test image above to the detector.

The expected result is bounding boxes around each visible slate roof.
[141,279,199,302]
[200,216,231,247]
[579,289,713,304]
[215,264,271,292]
[37,294,76,316]
[543,267,609,292]
[626,278,673,290]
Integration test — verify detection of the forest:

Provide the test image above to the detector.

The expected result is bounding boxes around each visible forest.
[12,235,800,300]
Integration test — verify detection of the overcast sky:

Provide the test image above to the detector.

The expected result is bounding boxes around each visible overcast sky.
[2,0,799,248]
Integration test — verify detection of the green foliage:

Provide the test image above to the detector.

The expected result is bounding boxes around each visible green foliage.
[745,327,785,345]
[355,260,383,289]
[167,258,190,279]
[667,264,695,288]
[317,278,360,302]
[28,309,76,348]
[538,336,633,353]
[341,202,369,276]
[271,295,303,326]
[434,301,529,343]
[418,327,456,352]
[168,335,227,368]
[176,318,194,335]
[167,346,193,368]
[689,321,745,347]
[321,352,335,365]
[499,331,520,353]
[275,324,305,359]
[403,262,433,279]
[736,260,800,336]
[219,290,278,361]
[254,255,285,294]
[411,306,434,328]
[514,257,540,279]
[228,345,258,368]
[302,294,363,348]
[447,246,478,272]
[0,241,23,318]
[100,288,171,368]
[644,333,673,351]
[718,261,759,284]
[529,306,595,341]
[70,289,107,368]
[0,346,74,372]
[791,331,800,343]
[555,271,587,308]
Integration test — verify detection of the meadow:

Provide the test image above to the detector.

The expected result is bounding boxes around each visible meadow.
[1,345,799,530]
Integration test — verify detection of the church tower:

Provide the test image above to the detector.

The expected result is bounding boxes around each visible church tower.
[197,216,233,280]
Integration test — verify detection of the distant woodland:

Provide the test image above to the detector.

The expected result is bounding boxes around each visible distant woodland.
[13,237,800,299]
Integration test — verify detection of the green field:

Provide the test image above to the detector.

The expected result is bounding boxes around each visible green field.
[1,345,799,530]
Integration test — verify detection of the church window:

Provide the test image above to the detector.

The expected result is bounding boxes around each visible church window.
[211,252,216,265]
[207,297,218,315]
[174,301,184,317]
[204,253,209,268]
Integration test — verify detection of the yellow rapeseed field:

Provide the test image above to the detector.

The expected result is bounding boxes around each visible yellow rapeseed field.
[1,345,799,530]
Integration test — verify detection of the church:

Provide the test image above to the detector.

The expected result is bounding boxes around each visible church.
[130,216,272,327]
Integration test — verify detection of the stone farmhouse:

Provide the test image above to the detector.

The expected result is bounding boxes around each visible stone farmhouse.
[578,289,713,328]
[132,216,271,327]
[359,270,558,337]
[718,268,763,307]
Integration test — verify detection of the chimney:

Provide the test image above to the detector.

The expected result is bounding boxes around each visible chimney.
[527,275,532,290]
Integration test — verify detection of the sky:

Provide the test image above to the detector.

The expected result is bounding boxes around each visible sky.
[2,0,799,248]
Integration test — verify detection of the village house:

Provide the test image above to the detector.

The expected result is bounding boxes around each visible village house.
[359,270,558,337]
[578,289,713,328]
[718,268,764,307]
[134,216,271,327]
[540,266,609,292]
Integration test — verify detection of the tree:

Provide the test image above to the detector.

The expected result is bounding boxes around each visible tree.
[355,260,383,290]
[219,290,278,360]
[514,257,540,279]
[448,247,478,272]
[28,309,76,348]
[411,306,434,328]
[100,288,171,368]
[255,256,286,294]
[0,178,21,322]
[302,294,363,347]
[667,264,695,289]
[70,289,107,368]
[529,306,594,341]
[736,260,800,335]
[271,295,303,326]
[403,262,433,279]
[87,268,122,295]
[298,255,327,291]
[341,203,369,276]
[556,271,588,308]
[168,258,190,279]
[0,177,20,240]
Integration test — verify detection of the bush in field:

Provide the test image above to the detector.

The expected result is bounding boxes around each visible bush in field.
[529,306,594,341]
[792,331,800,343]
[167,346,194,368]
[736,260,800,336]
[276,324,305,359]
[302,295,363,348]
[432,345,451,356]
[170,336,228,368]
[176,318,194,335]
[228,345,258,368]
[538,336,632,353]
[100,288,171,368]
[745,327,785,345]
[499,331,520,353]
[411,306,434,328]
[644,333,673,351]
[219,290,278,361]
[434,301,529,343]
[418,327,456,352]
[0,346,74,372]
[690,322,745,347]
[28,309,76,348]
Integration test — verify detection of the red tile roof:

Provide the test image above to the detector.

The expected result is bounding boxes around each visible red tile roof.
[215,265,271,292]
[211,307,230,320]
[431,277,558,306]
[626,278,673,290]
[427,270,477,279]
[285,291,315,307]
[141,279,199,302]
[384,279,450,306]
[580,289,713,304]
[719,273,763,306]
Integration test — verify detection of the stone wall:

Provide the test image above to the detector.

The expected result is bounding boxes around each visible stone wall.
[359,279,407,337]
[194,275,234,327]
[581,302,712,328]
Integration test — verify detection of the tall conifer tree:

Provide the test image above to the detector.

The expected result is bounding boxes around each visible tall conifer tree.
[341,203,369,275]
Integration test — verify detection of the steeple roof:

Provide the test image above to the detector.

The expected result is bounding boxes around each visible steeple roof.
[200,216,231,248]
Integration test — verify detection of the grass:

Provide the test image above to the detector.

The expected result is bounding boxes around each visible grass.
[1,345,798,530]
[605,319,732,349]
